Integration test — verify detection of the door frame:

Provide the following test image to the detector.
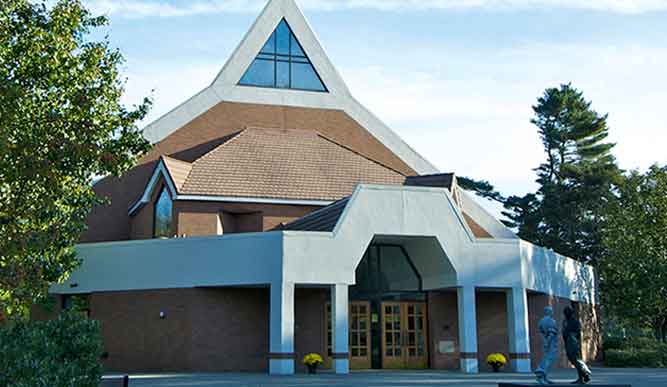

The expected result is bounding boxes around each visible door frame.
[381,300,429,369]
[324,301,372,370]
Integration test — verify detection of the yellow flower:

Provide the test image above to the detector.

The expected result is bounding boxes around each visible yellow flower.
[486,353,507,366]
[303,353,324,366]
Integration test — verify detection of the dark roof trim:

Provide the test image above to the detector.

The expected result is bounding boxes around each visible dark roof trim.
[280,197,351,232]
[404,173,456,190]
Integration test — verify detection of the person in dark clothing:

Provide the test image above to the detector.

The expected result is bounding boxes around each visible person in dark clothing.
[562,306,592,384]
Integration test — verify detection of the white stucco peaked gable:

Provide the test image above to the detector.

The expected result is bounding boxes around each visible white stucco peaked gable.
[281,184,596,304]
[140,0,438,175]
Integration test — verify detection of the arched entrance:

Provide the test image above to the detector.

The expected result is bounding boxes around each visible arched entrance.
[325,236,453,370]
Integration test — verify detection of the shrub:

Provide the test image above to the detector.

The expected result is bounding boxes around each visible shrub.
[604,349,664,368]
[0,311,104,387]
[603,336,625,351]
[626,336,664,351]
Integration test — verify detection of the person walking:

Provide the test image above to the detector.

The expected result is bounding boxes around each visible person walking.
[535,306,559,384]
[562,306,592,384]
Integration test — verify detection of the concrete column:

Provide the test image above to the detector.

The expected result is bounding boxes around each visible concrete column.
[331,284,350,374]
[507,287,532,373]
[269,281,295,375]
[457,286,479,373]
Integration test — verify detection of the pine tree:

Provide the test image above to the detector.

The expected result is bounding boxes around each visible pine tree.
[504,84,621,263]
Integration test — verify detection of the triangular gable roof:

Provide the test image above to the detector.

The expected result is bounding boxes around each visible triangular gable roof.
[128,156,184,214]
[162,155,192,192]
[141,0,438,175]
[211,0,346,94]
[238,18,327,92]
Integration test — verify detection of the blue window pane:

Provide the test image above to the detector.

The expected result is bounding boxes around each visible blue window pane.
[290,34,305,57]
[154,188,173,238]
[276,20,290,55]
[239,59,275,87]
[238,18,327,92]
[291,62,326,91]
[260,31,276,54]
[276,61,290,89]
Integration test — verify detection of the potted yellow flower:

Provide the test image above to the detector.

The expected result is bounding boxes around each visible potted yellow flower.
[303,353,324,374]
[486,353,507,372]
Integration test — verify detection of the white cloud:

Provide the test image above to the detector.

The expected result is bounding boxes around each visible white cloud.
[85,0,667,19]
[340,41,667,197]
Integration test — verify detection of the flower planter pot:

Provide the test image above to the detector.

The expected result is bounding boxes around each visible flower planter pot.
[307,365,318,374]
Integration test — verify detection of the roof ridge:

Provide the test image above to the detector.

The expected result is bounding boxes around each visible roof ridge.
[158,156,180,194]
[190,129,247,165]
[243,126,318,135]
[162,154,192,166]
[180,130,246,192]
[315,132,408,177]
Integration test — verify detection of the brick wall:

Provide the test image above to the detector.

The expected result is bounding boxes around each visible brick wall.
[476,291,510,372]
[173,201,320,237]
[427,290,510,371]
[428,290,602,372]
[127,196,320,239]
[427,290,460,370]
[90,287,328,373]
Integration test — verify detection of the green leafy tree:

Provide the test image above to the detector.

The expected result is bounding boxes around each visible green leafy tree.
[503,84,621,263]
[0,0,150,318]
[600,165,667,342]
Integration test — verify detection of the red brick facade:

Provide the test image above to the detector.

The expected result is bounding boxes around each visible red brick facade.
[52,287,601,373]
[90,287,328,373]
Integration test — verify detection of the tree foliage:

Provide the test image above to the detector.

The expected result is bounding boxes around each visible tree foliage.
[503,84,621,263]
[457,176,505,203]
[0,0,150,318]
[0,309,104,386]
[600,165,667,342]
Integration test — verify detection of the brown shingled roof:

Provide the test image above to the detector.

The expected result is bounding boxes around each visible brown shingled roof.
[167,128,406,201]
[161,155,193,192]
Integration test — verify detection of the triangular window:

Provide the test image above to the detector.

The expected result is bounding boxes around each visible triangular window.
[239,19,327,92]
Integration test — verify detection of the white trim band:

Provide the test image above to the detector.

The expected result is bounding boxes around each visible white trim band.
[176,195,333,207]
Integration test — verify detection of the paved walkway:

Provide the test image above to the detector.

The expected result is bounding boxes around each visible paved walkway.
[123,368,667,387]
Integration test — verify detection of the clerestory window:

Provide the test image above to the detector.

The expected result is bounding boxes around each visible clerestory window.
[239,19,327,92]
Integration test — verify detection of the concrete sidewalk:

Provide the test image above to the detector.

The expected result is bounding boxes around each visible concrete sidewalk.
[122,368,667,387]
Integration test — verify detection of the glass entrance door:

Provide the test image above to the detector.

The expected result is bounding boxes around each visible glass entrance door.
[381,301,428,369]
[325,301,371,369]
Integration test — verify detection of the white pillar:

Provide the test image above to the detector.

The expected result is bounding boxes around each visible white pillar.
[269,281,295,375]
[507,287,532,373]
[331,284,349,374]
[457,286,479,373]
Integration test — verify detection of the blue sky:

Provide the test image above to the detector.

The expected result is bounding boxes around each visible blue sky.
[86,0,667,206]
